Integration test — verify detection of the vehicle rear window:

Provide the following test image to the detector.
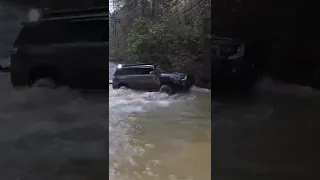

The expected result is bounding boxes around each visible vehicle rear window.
[14,19,108,46]
[114,68,136,76]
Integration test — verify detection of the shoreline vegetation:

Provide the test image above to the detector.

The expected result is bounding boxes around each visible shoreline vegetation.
[109,0,211,89]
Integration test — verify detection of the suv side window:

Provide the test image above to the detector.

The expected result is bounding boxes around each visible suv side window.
[128,68,140,75]
[140,68,153,74]
[219,44,239,57]
[114,68,138,76]
[14,23,56,45]
[14,19,108,46]
[114,68,128,75]
[62,19,108,43]
[114,67,154,76]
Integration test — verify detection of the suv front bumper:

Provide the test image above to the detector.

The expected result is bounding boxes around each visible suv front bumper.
[181,75,195,89]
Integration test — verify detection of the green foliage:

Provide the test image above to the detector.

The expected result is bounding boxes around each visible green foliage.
[110,0,211,88]
[110,48,126,60]
[125,16,206,68]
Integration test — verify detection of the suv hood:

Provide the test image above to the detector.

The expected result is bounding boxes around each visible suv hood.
[160,72,186,79]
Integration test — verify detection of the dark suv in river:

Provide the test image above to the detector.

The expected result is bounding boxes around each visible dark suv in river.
[111,64,195,94]
[9,7,109,89]
[211,36,264,95]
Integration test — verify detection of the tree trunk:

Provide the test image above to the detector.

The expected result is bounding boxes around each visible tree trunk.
[152,0,156,17]
[141,0,145,17]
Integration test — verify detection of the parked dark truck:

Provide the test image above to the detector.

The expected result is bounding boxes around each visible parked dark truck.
[9,7,109,89]
[111,64,195,95]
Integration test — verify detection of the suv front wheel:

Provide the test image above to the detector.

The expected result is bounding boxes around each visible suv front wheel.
[33,78,58,89]
[159,84,174,95]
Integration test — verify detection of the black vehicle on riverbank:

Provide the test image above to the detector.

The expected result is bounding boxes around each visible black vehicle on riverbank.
[8,7,109,89]
[211,36,264,95]
[111,63,195,95]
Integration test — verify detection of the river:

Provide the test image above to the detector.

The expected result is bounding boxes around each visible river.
[1,2,320,180]
[109,62,211,180]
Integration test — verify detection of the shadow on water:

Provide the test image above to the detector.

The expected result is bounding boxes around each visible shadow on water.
[213,77,320,179]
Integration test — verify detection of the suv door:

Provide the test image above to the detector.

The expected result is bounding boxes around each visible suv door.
[124,67,141,89]
[137,67,160,90]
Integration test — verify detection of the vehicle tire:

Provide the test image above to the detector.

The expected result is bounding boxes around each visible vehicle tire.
[29,66,60,89]
[33,78,58,89]
[118,83,128,89]
[159,85,174,95]
[112,84,119,89]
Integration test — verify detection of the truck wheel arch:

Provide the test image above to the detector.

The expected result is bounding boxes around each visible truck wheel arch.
[29,65,61,86]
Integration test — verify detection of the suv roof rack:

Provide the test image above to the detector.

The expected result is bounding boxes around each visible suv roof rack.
[212,36,234,41]
[122,63,155,68]
[211,35,241,44]
[40,7,108,21]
